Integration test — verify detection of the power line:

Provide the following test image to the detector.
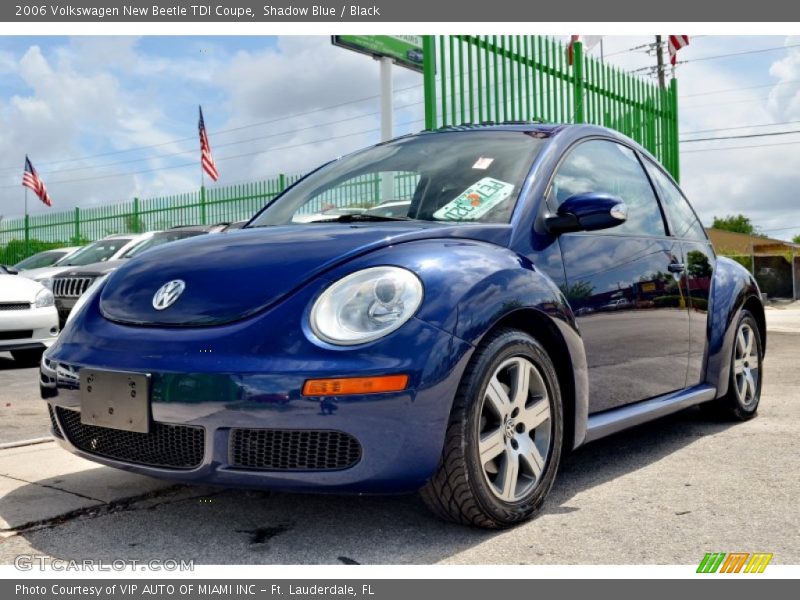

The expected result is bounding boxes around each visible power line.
[0,82,426,174]
[0,118,425,190]
[0,99,424,179]
[682,120,800,135]
[681,138,800,153]
[681,78,800,99]
[678,42,800,65]
[681,129,800,143]
[681,89,800,110]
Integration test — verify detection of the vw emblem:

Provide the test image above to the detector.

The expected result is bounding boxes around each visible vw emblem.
[152,280,186,311]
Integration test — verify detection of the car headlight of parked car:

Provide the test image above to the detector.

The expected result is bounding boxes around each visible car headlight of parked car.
[65,274,109,326]
[35,287,54,308]
[310,266,423,345]
[36,277,53,290]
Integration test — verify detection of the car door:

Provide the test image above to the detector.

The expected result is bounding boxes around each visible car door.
[549,139,691,413]
[643,159,716,387]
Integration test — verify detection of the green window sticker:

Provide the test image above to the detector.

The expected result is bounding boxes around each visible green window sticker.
[433,177,516,221]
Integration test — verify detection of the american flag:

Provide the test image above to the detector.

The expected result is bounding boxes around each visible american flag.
[198,105,219,182]
[668,35,690,66]
[22,156,52,207]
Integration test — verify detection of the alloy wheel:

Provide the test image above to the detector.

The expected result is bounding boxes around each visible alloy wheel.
[733,322,760,407]
[478,356,552,502]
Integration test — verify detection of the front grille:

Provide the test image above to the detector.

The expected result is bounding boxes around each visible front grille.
[0,303,30,311]
[57,407,205,469]
[53,277,96,299]
[0,330,32,341]
[230,428,362,471]
[47,404,63,439]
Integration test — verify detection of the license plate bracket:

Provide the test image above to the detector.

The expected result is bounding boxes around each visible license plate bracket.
[80,369,151,433]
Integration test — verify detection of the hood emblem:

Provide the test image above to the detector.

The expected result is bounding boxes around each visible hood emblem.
[152,280,186,311]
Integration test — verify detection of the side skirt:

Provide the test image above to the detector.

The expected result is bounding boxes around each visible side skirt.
[583,385,717,444]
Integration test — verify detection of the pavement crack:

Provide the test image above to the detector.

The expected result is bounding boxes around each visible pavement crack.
[0,473,105,503]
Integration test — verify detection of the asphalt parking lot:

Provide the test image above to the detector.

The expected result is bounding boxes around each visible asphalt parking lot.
[0,307,798,565]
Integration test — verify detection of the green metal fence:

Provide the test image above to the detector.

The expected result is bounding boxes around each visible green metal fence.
[0,174,301,265]
[2,37,679,266]
[0,171,422,265]
[422,35,680,179]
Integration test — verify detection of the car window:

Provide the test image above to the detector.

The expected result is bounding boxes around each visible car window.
[14,250,63,270]
[551,139,666,237]
[643,160,707,241]
[249,131,547,226]
[58,239,131,266]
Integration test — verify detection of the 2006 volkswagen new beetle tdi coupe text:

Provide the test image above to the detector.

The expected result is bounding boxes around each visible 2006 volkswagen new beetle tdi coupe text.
[41,124,765,528]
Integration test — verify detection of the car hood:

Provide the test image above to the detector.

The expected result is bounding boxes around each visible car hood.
[55,260,125,278]
[0,273,46,302]
[19,265,72,282]
[100,222,511,326]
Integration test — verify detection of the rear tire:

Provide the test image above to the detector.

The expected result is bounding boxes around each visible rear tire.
[11,348,44,368]
[702,310,763,421]
[420,328,563,529]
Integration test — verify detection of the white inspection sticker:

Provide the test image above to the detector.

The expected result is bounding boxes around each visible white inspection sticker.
[433,177,516,221]
[472,156,494,170]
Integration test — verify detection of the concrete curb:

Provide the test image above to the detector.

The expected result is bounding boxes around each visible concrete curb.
[0,437,52,450]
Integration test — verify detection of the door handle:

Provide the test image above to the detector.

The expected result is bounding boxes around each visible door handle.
[668,262,686,273]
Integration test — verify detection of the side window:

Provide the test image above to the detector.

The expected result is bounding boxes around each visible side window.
[644,161,708,241]
[551,140,666,237]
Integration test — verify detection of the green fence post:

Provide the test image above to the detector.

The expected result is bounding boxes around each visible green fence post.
[279,173,287,192]
[199,185,207,225]
[422,36,437,130]
[24,214,30,256]
[670,77,680,182]
[132,197,140,233]
[572,41,584,124]
[74,207,80,244]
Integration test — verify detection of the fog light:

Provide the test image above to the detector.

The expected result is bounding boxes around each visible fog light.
[50,327,59,335]
[302,375,409,396]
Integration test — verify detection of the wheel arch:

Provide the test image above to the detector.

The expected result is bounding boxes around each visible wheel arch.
[475,307,588,452]
[706,256,766,397]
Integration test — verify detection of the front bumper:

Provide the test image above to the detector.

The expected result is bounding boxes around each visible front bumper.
[0,306,59,352]
[42,289,473,493]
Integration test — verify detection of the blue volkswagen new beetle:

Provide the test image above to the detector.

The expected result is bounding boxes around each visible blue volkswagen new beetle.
[42,124,765,528]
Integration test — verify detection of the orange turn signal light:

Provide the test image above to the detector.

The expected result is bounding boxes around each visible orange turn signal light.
[302,374,409,397]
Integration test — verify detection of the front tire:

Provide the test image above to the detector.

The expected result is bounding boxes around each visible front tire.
[421,328,563,528]
[704,310,763,421]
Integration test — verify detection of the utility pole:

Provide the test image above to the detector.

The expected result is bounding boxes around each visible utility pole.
[379,56,394,203]
[655,35,666,89]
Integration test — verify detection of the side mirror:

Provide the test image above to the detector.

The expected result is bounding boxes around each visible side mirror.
[545,193,628,234]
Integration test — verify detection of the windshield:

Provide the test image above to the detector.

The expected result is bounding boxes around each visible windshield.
[248,131,547,227]
[57,239,132,266]
[14,250,67,270]
[123,231,205,258]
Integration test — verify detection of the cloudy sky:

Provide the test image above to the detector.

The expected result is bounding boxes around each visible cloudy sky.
[0,35,799,241]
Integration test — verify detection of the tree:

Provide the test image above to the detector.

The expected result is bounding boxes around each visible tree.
[711,214,758,235]
[792,234,800,245]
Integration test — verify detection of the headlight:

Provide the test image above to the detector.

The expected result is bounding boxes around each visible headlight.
[65,274,109,326]
[35,288,54,308]
[37,277,53,290]
[310,266,423,345]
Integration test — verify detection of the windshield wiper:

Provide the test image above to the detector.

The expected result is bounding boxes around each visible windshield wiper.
[307,214,413,223]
